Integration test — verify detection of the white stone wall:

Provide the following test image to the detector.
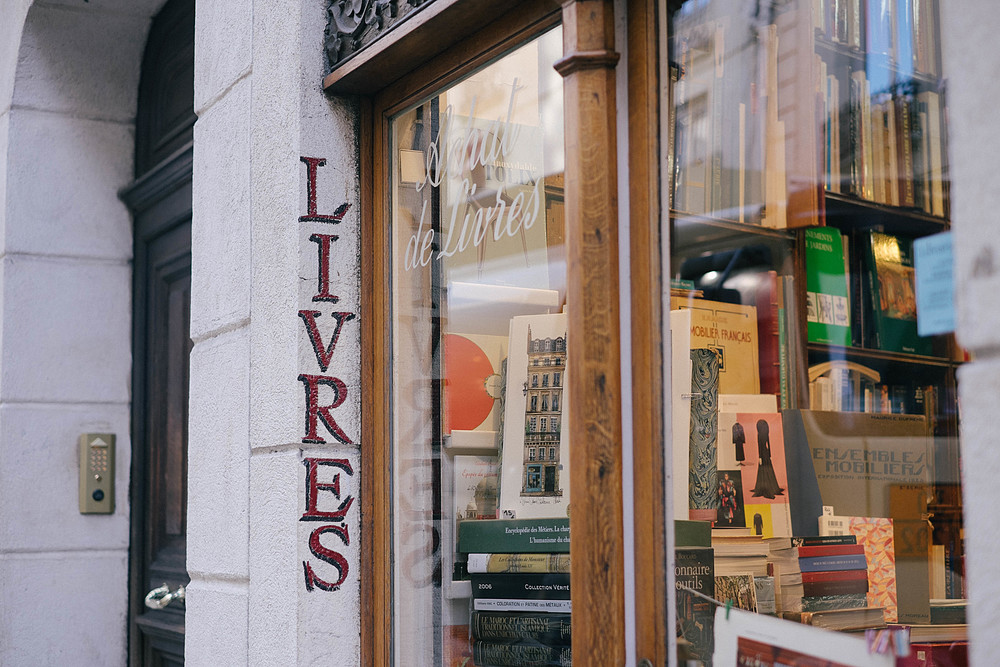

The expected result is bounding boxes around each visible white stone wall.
[188,0,361,664]
[0,1,161,664]
[941,5,1000,666]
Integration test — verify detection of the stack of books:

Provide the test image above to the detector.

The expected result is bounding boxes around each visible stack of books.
[713,530,769,578]
[458,519,571,667]
[768,535,871,615]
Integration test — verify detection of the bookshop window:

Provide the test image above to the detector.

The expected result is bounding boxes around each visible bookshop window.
[667,0,964,662]
[388,26,569,666]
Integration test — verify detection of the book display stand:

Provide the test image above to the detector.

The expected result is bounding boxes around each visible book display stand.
[669,0,966,664]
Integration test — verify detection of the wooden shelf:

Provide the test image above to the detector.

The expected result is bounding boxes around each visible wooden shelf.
[670,209,795,249]
[813,34,942,89]
[823,191,949,237]
[807,342,959,368]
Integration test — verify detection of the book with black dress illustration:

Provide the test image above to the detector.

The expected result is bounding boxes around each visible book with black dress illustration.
[735,412,791,538]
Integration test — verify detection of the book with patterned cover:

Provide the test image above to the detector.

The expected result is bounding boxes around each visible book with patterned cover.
[848,516,897,623]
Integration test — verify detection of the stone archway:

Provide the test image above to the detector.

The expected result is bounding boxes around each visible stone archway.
[1,1,163,663]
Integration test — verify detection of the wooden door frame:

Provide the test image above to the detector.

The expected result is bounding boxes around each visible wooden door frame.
[356,1,629,664]
[626,0,668,662]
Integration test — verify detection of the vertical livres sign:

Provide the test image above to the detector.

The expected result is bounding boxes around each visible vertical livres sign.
[297,155,356,592]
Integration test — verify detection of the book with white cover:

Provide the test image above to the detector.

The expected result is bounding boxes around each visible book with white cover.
[497,312,569,520]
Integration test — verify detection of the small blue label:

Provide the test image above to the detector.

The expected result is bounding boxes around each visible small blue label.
[914,232,954,336]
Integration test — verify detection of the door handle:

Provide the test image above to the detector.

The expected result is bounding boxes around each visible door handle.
[144,583,186,610]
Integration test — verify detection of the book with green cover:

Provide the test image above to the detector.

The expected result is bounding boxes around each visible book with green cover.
[805,227,851,346]
[675,519,712,548]
[866,231,932,355]
[458,518,570,554]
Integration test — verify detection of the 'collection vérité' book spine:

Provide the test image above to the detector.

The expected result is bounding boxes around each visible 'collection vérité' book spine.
[470,573,570,600]
[470,611,571,645]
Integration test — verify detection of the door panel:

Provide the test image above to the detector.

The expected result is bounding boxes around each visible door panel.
[126,169,192,665]
[126,0,194,663]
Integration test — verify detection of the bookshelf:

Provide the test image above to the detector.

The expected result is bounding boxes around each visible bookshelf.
[669,0,964,655]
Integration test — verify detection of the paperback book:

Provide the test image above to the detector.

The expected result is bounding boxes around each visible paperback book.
[865,232,932,356]
[466,553,570,574]
[470,573,570,601]
[675,546,715,665]
[443,333,507,449]
[733,412,792,538]
[472,640,571,667]
[470,610,571,645]
[805,227,852,346]
[498,313,570,520]
[671,296,761,394]
[457,518,570,554]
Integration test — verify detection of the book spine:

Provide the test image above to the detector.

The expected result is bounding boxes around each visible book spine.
[778,302,789,410]
[866,232,883,350]
[789,534,859,547]
[710,22,724,214]
[473,599,573,613]
[800,568,870,583]
[473,641,570,667]
[756,270,781,396]
[467,553,571,574]
[895,94,915,207]
[458,519,571,554]
[799,592,868,612]
[798,553,868,571]
[801,578,870,597]
[919,90,944,216]
[793,544,866,557]
[470,611,572,644]
[471,573,571,600]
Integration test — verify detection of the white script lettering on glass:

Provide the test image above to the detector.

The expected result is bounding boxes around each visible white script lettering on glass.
[403,79,543,271]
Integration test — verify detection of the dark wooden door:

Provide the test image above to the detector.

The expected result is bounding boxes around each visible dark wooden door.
[126,163,192,665]
[124,0,195,663]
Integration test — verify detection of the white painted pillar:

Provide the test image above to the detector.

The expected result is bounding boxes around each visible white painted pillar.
[941,3,1000,664]
[186,0,362,664]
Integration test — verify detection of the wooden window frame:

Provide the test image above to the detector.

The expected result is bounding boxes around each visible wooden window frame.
[354,0,631,664]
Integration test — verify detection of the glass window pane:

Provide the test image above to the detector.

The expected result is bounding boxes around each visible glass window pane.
[667,0,962,660]
[389,26,569,666]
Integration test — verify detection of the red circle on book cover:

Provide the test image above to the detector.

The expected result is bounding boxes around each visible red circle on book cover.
[444,334,496,434]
